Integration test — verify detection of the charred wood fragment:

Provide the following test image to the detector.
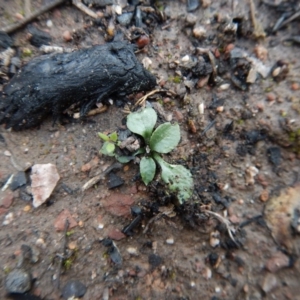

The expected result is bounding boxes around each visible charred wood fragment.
[0,41,156,130]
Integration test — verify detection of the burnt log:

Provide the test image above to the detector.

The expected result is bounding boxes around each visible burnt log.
[0,41,156,130]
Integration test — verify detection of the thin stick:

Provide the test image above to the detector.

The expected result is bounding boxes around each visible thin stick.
[24,0,31,18]
[203,210,239,246]
[277,10,300,30]
[55,219,69,289]
[249,0,266,39]
[3,0,67,34]
[72,0,98,19]
[134,89,161,108]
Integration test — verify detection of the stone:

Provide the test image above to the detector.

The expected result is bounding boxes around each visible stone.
[107,173,124,189]
[5,269,31,293]
[101,193,134,217]
[31,164,60,208]
[265,251,290,273]
[54,209,77,231]
[261,273,278,293]
[107,228,126,241]
[62,280,87,299]
[10,171,27,191]
[0,190,14,208]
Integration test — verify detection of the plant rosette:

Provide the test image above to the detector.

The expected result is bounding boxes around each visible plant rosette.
[126,107,193,204]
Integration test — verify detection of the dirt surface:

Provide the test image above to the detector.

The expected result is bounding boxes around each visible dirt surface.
[1,0,300,299]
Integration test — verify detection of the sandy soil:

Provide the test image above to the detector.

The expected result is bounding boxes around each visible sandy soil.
[0,0,300,299]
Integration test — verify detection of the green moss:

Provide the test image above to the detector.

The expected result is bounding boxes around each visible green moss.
[172,76,181,84]
[22,48,32,58]
[66,230,74,237]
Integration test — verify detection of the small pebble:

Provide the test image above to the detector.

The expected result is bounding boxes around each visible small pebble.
[15,13,24,20]
[68,241,77,250]
[203,267,212,279]
[193,26,206,39]
[62,280,87,300]
[63,30,72,42]
[260,189,269,202]
[23,205,31,212]
[186,13,197,26]
[181,55,190,62]
[254,45,268,61]
[46,20,53,27]
[142,57,152,69]
[266,92,276,102]
[291,82,299,91]
[36,238,46,249]
[219,83,230,90]
[4,150,11,156]
[216,106,224,113]
[136,35,150,49]
[262,273,278,293]
[265,251,290,273]
[3,212,13,225]
[210,231,220,248]
[202,0,211,8]
[166,238,174,244]
[225,43,235,53]
[127,247,138,256]
[198,103,204,114]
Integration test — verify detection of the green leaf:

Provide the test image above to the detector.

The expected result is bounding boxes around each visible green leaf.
[127,107,157,142]
[140,157,156,185]
[153,153,193,204]
[98,132,110,141]
[150,123,180,153]
[100,142,115,156]
[133,148,146,156]
[116,155,134,163]
[109,131,118,142]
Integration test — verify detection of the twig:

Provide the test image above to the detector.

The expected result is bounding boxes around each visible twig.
[24,0,31,18]
[249,0,266,39]
[55,219,69,289]
[73,105,108,119]
[277,9,300,31]
[3,0,68,34]
[81,162,122,191]
[134,89,161,108]
[72,0,98,19]
[202,209,239,247]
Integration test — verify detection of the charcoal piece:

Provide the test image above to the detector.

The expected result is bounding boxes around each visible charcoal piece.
[117,12,134,26]
[19,189,32,202]
[267,146,281,166]
[148,254,162,267]
[118,129,132,141]
[128,0,140,5]
[208,252,219,267]
[122,206,143,236]
[62,280,87,300]
[236,144,255,156]
[243,130,266,144]
[28,26,52,47]
[83,0,113,6]
[7,293,42,300]
[102,238,122,265]
[0,31,13,49]
[187,0,200,12]
[10,171,27,191]
[0,41,156,130]
[107,172,124,189]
